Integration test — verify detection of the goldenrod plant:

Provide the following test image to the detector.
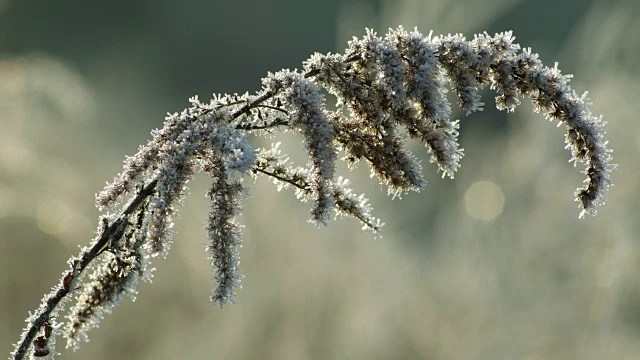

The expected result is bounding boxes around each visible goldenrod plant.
[11,27,615,360]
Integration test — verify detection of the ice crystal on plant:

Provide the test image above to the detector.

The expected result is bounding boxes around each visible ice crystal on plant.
[263,70,337,224]
[205,159,246,308]
[12,27,615,360]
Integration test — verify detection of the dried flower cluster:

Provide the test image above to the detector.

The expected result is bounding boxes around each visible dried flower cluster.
[11,27,615,360]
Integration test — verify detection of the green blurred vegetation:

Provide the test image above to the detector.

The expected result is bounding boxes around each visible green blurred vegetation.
[2,0,639,359]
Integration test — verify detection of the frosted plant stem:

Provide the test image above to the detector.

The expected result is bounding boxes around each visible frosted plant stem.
[12,91,283,360]
[11,180,157,360]
[11,27,614,360]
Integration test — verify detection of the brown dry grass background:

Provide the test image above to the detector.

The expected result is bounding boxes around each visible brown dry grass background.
[2,0,639,359]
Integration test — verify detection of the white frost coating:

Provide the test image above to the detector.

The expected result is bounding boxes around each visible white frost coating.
[432,33,485,114]
[253,144,383,234]
[14,26,616,360]
[387,27,463,179]
[263,70,337,224]
[205,160,246,308]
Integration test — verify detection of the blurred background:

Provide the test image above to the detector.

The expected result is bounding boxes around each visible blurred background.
[1,0,639,359]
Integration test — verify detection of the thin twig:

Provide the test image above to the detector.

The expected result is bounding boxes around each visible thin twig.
[235,119,288,131]
[253,167,307,190]
[254,167,380,231]
[12,180,158,360]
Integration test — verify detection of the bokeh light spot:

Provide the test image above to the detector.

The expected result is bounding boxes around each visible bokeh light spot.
[37,199,72,235]
[464,181,505,221]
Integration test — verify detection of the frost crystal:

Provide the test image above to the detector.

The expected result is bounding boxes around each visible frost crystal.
[12,27,615,360]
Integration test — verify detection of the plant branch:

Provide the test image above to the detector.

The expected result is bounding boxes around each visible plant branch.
[235,118,288,131]
[12,27,614,360]
[12,180,158,360]
[12,88,287,360]
[253,167,380,231]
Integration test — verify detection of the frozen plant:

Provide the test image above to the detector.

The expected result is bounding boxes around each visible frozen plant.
[11,27,615,360]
